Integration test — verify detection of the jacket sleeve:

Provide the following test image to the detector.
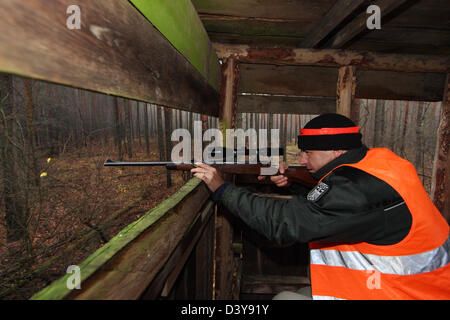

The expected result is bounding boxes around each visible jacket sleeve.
[216,171,389,245]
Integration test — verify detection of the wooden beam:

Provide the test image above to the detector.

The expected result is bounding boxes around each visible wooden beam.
[300,0,367,48]
[214,44,450,73]
[141,201,214,299]
[0,0,219,117]
[238,64,338,97]
[241,274,310,295]
[219,58,239,130]
[237,95,336,115]
[31,179,210,300]
[355,70,445,102]
[431,74,450,222]
[238,63,445,102]
[214,57,240,300]
[330,0,409,48]
[336,66,356,117]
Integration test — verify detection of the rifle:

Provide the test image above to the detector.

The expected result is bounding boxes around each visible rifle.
[104,148,317,188]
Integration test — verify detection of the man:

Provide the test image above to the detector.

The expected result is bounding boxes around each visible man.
[191,113,450,300]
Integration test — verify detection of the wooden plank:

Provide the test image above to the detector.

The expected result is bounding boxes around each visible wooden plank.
[219,58,239,130]
[192,0,336,21]
[336,66,356,117]
[237,94,336,114]
[0,0,219,117]
[238,63,446,101]
[200,16,309,46]
[355,70,446,102]
[241,274,310,294]
[431,74,450,222]
[31,178,210,300]
[214,44,450,73]
[347,0,450,55]
[130,0,220,90]
[330,0,409,48]
[214,58,240,300]
[141,201,214,298]
[238,64,338,97]
[195,208,215,299]
[300,0,367,48]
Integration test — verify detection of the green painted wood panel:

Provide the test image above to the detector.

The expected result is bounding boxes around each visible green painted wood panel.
[130,0,220,91]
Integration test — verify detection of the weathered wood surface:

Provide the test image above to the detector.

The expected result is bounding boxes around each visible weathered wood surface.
[346,0,450,55]
[219,58,239,130]
[241,274,310,294]
[431,74,450,222]
[300,0,366,48]
[336,66,356,117]
[356,70,445,102]
[237,95,335,115]
[0,0,219,116]
[215,58,240,300]
[214,44,450,74]
[192,0,335,21]
[193,0,335,46]
[238,63,446,101]
[329,0,409,48]
[31,179,210,300]
[130,0,220,90]
[196,0,450,55]
[194,207,216,299]
[238,64,338,97]
[142,201,215,299]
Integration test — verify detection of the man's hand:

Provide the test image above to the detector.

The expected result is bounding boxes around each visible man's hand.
[257,162,291,187]
[191,163,225,192]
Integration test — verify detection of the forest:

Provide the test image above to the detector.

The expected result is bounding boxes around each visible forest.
[0,73,442,299]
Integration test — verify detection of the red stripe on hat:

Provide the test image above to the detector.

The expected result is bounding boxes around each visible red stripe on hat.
[300,127,359,136]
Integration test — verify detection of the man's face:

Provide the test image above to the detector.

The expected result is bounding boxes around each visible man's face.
[299,150,346,173]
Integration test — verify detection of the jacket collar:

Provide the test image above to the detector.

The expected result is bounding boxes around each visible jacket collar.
[311,145,368,180]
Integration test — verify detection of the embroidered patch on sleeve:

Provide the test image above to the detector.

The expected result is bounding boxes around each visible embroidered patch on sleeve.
[307,182,330,202]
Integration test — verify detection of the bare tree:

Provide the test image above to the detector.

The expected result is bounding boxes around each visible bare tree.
[0,74,28,243]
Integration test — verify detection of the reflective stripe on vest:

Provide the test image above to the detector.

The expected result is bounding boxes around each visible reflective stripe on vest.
[311,233,450,276]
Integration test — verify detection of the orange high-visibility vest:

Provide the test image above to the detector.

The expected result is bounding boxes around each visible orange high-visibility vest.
[310,148,450,300]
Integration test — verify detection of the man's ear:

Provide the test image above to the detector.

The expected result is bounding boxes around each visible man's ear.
[333,150,347,158]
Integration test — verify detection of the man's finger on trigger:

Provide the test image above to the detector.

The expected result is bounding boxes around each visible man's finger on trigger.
[195,162,213,169]
[191,167,207,174]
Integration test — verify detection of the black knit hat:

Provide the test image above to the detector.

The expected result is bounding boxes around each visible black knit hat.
[297,113,362,150]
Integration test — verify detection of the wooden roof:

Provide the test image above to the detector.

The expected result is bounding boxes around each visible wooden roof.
[192,0,450,55]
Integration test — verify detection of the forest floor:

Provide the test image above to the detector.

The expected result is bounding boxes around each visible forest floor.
[0,140,186,299]
[0,139,301,300]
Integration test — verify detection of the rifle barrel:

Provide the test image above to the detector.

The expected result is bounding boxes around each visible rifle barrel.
[104,159,179,166]
[104,158,317,188]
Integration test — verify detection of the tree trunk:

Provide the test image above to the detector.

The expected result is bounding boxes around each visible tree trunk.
[0,74,28,242]
[164,107,172,187]
[400,101,410,157]
[157,106,165,162]
[124,100,133,158]
[374,99,385,147]
[23,78,40,187]
[113,97,123,160]
[143,103,150,156]
[137,102,142,147]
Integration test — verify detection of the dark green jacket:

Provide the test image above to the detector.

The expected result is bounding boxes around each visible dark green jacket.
[213,146,412,246]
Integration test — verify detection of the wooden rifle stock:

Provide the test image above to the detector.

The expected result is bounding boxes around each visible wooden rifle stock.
[105,160,317,188]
